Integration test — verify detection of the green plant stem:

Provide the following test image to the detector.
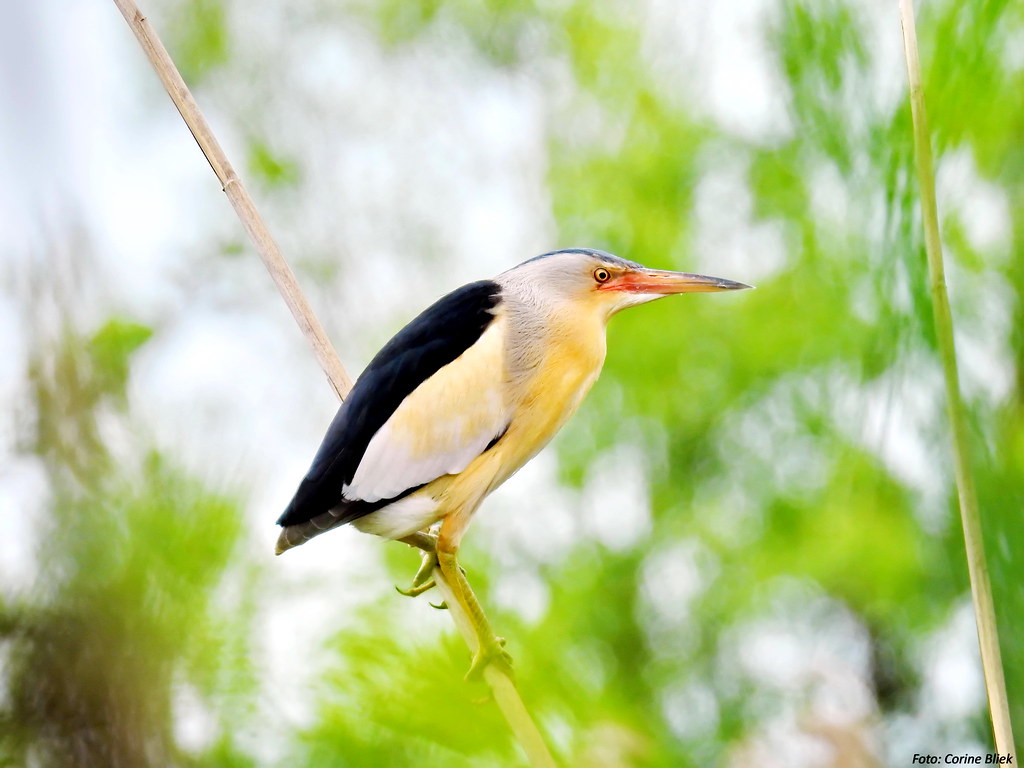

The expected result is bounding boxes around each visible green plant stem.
[898,0,1015,756]
[112,1,557,764]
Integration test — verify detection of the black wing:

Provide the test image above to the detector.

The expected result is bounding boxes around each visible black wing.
[277,280,503,530]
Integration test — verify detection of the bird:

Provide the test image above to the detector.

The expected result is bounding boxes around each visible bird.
[276,248,751,677]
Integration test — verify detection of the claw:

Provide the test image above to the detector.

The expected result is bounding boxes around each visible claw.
[429,601,448,610]
[395,580,436,597]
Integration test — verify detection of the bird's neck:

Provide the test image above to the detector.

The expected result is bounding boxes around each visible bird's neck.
[509,301,607,431]
[542,305,608,377]
[503,297,608,386]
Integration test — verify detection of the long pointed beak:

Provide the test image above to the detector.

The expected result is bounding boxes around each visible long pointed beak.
[601,268,753,294]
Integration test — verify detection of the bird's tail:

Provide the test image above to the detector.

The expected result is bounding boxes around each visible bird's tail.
[275,508,349,555]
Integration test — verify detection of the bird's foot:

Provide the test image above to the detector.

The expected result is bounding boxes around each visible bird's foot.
[466,635,513,682]
[395,546,469,600]
[396,547,439,597]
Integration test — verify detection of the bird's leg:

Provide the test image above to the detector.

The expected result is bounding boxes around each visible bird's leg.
[395,531,439,596]
[395,522,510,678]
[437,546,512,679]
[437,517,513,681]
[400,531,437,554]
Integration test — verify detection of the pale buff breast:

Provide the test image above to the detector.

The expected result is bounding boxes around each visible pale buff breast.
[437,309,608,510]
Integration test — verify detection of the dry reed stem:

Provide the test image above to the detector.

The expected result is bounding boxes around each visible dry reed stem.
[111,1,557,765]
[111,0,351,400]
[898,0,1016,757]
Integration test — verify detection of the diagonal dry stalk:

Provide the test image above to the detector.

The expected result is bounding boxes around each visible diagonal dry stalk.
[898,0,1016,757]
[110,2,557,765]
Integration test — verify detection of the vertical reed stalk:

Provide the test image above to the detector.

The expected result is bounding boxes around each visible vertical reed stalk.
[111,2,557,764]
[898,0,1016,756]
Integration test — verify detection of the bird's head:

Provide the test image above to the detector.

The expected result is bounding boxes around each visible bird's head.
[500,248,752,321]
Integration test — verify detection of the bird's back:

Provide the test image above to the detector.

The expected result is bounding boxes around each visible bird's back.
[277,280,503,537]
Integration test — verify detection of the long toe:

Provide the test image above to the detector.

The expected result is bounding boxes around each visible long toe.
[395,579,437,597]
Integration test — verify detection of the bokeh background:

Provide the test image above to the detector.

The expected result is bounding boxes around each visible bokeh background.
[1,1,1022,766]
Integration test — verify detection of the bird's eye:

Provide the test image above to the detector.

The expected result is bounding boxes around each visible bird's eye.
[594,268,611,283]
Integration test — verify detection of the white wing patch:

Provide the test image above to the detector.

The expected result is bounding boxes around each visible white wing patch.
[343,317,510,504]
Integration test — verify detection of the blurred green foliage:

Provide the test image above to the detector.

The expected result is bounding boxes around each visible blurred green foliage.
[167,0,230,85]
[87,318,153,405]
[3,318,257,768]
[248,141,301,190]
[4,0,1022,766]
